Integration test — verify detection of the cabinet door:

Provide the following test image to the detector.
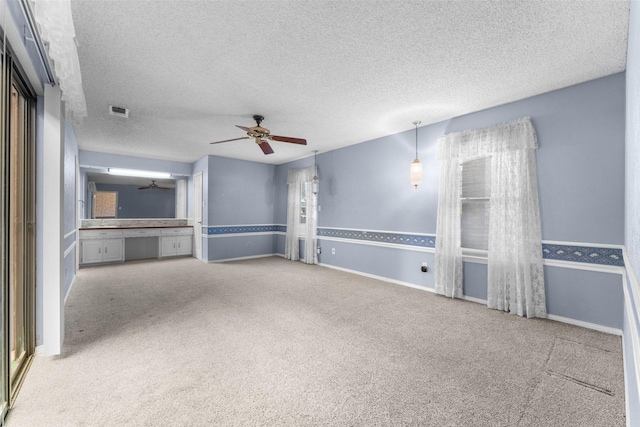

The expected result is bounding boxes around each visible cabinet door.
[160,236,177,257]
[103,238,124,262]
[81,240,103,264]
[176,235,192,256]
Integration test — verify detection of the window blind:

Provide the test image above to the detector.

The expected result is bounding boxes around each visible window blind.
[461,156,491,250]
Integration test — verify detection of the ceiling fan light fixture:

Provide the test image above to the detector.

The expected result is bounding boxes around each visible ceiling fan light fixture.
[410,120,423,189]
[108,168,172,179]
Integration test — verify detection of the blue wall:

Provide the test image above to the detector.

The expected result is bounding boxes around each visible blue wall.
[95,183,176,218]
[208,156,276,225]
[273,73,626,331]
[204,155,277,261]
[445,75,625,244]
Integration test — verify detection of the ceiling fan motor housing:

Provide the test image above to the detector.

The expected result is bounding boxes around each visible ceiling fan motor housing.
[249,126,270,138]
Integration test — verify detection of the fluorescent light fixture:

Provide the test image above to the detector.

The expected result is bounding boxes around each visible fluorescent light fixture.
[108,168,172,179]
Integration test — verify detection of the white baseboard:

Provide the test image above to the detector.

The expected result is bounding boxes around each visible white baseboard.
[546,313,622,336]
[622,248,640,423]
[318,262,436,294]
[34,345,44,356]
[208,253,278,263]
[461,295,487,305]
[318,262,622,336]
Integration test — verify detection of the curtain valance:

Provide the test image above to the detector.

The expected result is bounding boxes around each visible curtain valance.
[286,166,315,184]
[436,117,537,162]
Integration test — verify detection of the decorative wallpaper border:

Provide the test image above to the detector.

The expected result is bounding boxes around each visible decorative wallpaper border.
[542,244,624,267]
[317,228,624,267]
[317,227,436,248]
[207,225,285,235]
[205,225,625,267]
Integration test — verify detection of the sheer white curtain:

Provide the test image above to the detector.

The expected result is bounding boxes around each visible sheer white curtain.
[486,119,545,318]
[435,117,546,318]
[32,0,87,120]
[302,180,318,264]
[285,166,318,264]
[434,157,463,298]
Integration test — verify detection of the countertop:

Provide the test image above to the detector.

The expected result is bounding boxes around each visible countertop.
[80,225,193,230]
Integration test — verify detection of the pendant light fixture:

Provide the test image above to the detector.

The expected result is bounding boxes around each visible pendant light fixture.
[312,150,319,195]
[410,120,423,189]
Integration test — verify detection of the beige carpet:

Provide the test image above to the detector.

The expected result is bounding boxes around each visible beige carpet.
[7,257,625,426]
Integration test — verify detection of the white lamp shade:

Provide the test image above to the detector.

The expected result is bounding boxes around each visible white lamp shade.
[410,159,423,189]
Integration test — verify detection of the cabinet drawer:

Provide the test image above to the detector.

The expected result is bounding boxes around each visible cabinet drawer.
[79,229,124,239]
[161,227,193,235]
[123,228,159,237]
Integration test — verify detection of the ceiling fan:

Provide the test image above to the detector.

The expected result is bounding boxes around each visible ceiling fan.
[210,115,307,155]
[138,180,171,191]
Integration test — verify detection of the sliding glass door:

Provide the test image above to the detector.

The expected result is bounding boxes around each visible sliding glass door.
[1,44,36,416]
[8,78,35,399]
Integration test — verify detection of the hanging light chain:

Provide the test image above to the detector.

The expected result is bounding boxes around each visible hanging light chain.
[413,120,421,159]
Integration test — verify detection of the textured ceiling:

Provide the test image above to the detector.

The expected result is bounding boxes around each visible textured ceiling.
[69,0,630,165]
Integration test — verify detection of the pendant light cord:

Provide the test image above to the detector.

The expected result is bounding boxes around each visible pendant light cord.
[413,121,421,159]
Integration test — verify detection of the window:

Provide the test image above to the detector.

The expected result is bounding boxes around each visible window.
[285,166,318,263]
[299,184,307,236]
[300,184,307,224]
[461,156,491,251]
[93,191,118,218]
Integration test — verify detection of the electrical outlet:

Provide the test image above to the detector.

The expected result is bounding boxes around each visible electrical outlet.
[332,248,335,255]
[421,262,428,273]
[317,247,321,254]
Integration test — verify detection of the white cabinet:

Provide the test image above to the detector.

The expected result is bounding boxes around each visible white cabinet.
[79,229,125,265]
[80,226,193,266]
[81,238,124,265]
[176,235,193,256]
[159,235,192,258]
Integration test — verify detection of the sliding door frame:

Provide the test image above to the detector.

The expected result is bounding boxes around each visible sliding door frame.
[1,42,37,410]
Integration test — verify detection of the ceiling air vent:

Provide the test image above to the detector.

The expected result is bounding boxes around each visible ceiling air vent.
[109,105,129,118]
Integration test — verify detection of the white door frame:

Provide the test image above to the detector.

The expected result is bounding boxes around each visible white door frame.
[193,172,203,260]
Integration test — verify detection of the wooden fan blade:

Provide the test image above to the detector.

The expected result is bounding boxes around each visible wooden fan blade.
[138,187,151,190]
[236,125,252,132]
[210,136,250,144]
[258,141,274,155]
[269,135,307,145]
[158,187,171,191]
